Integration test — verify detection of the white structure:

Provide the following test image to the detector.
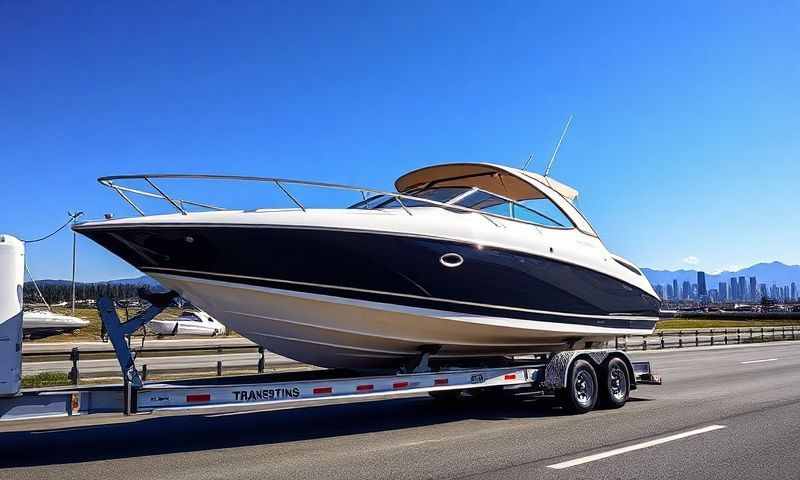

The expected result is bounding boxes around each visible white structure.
[148,310,226,337]
[0,235,24,396]
[22,310,90,339]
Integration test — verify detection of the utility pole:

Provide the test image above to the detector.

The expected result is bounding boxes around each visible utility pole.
[69,211,84,315]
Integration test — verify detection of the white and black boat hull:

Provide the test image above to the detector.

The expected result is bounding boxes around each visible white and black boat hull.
[76,221,660,369]
[151,272,655,369]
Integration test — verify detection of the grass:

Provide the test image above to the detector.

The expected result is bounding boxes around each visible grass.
[657,318,800,330]
[22,371,71,388]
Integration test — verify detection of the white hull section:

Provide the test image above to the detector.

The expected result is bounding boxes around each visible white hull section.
[148,320,224,336]
[23,311,90,331]
[152,273,655,370]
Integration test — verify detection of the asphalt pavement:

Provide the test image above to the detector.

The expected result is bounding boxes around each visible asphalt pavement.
[2,341,800,480]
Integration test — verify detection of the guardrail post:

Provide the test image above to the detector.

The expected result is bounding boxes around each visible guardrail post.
[217,360,223,377]
[793,326,797,341]
[750,328,753,342]
[724,328,728,345]
[642,338,647,351]
[615,336,619,349]
[782,326,786,340]
[624,335,628,351]
[695,330,699,347]
[761,327,764,342]
[69,347,80,385]
[660,332,664,349]
[710,329,714,346]
[141,364,148,381]
[678,331,683,348]
[737,328,741,344]
[258,346,265,373]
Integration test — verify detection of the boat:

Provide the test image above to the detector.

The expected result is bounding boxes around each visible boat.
[23,310,90,339]
[148,309,226,337]
[73,163,661,370]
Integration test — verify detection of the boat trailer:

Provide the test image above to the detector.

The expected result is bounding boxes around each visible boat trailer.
[0,248,660,420]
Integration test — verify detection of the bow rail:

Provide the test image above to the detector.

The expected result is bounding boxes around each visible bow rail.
[97,173,565,229]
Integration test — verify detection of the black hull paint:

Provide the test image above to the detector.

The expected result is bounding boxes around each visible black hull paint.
[75,224,660,330]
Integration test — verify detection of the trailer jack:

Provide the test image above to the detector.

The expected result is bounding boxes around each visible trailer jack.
[96,290,179,389]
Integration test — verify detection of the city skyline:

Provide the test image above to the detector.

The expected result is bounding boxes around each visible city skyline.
[653,269,798,304]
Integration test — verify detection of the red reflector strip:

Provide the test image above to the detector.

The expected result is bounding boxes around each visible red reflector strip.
[504,374,517,380]
[434,378,448,385]
[356,384,374,392]
[393,381,409,389]
[186,394,211,403]
[313,387,332,395]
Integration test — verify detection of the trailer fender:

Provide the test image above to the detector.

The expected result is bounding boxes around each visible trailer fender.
[543,350,638,391]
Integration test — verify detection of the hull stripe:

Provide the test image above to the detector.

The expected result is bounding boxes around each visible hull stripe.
[144,266,658,325]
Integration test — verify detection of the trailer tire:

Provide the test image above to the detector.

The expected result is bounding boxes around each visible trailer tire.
[429,390,462,402]
[600,357,629,408]
[561,359,598,414]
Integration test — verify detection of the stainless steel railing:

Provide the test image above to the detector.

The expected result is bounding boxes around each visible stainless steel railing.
[97,173,568,230]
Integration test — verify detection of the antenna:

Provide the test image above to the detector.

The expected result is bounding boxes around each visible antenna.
[544,114,573,177]
[522,153,534,171]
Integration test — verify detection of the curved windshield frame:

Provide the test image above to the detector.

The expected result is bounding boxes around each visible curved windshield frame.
[350,186,575,230]
[349,187,472,209]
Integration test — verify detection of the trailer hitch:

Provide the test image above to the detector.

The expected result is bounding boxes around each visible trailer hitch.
[96,289,179,388]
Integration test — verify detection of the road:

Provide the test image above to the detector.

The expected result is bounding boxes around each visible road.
[3,341,800,480]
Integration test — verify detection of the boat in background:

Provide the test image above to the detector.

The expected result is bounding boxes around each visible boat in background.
[23,310,90,339]
[148,309,226,337]
[74,162,661,370]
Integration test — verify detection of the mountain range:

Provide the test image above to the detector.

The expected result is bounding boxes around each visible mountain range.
[28,275,161,288]
[642,262,800,288]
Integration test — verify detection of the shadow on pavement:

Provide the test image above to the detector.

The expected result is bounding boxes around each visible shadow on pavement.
[1,395,567,468]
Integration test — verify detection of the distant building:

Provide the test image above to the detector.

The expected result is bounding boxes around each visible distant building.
[738,277,747,301]
[760,284,768,299]
[666,283,674,300]
[792,282,797,301]
[718,282,728,301]
[682,281,691,300]
[730,277,738,301]
[697,271,707,297]
[672,279,679,301]
[749,277,757,301]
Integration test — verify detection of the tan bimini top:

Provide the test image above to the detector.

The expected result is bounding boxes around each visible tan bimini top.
[395,162,596,236]
[395,162,579,202]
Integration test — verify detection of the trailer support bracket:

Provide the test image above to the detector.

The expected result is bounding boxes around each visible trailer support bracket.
[96,290,178,388]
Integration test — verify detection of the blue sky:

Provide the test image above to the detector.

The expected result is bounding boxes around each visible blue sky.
[2,2,798,281]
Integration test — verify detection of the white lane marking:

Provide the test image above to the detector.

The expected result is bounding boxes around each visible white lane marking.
[546,425,726,470]
[740,358,778,364]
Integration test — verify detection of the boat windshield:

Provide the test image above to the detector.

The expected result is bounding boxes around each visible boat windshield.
[453,190,573,229]
[350,187,574,229]
[349,187,472,209]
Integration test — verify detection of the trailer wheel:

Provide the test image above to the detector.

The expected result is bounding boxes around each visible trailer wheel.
[561,359,598,414]
[600,357,629,408]
[429,390,462,402]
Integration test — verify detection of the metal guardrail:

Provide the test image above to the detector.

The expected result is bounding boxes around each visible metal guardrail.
[614,325,800,351]
[22,344,277,385]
